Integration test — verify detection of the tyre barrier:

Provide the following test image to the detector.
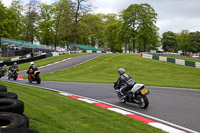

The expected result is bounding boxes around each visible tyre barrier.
[0,85,7,92]
[0,92,18,99]
[0,85,38,133]
[0,112,28,128]
[0,128,39,133]
[0,99,24,114]
[22,114,29,128]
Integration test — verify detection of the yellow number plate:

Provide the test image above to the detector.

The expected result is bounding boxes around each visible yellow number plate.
[140,88,148,95]
[16,71,19,73]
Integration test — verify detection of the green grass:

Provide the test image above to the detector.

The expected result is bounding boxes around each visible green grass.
[164,56,200,62]
[0,81,163,133]
[40,53,200,89]
[16,53,90,70]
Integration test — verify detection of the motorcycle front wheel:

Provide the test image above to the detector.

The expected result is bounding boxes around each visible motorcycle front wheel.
[14,73,18,80]
[8,73,11,80]
[36,75,41,84]
[117,93,126,103]
[137,95,149,109]
[28,76,32,83]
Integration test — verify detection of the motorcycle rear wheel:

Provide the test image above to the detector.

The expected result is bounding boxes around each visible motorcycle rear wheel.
[137,95,149,109]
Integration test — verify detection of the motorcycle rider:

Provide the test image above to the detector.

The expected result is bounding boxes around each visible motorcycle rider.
[9,62,18,70]
[2,64,7,70]
[115,68,135,101]
[27,62,38,76]
[8,62,18,73]
[8,62,18,79]
[0,65,7,77]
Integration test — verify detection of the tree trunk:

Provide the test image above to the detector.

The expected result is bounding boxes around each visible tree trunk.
[73,0,80,45]
[54,10,62,51]
[125,43,127,53]
[144,40,146,52]
[139,42,142,52]
[132,40,135,53]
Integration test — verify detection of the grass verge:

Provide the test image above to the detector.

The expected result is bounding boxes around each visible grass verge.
[0,80,163,133]
[40,53,200,89]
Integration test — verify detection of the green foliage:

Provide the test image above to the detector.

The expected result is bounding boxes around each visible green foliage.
[78,14,104,46]
[1,0,200,54]
[36,3,54,45]
[188,31,200,52]
[176,30,190,54]
[120,3,159,52]
[104,14,123,53]
[0,1,23,39]
[162,31,178,52]
[162,30,200,53]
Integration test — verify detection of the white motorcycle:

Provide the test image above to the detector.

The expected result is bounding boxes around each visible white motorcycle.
[114,83,150,109]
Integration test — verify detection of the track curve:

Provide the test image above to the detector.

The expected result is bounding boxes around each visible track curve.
[1,53,200,132]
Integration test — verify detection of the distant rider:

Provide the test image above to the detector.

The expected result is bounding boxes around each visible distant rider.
[8,62,18,72]
[0,64,7,75]
[115,68,136,101]
[2,65,7,71]
[8,62,18,79]
[27,62,38,76]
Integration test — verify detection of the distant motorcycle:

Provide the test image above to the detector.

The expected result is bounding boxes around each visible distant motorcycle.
[27,70,41,84]
[8,68,19,80]
[114,82,150,109]
[0,68,6,78]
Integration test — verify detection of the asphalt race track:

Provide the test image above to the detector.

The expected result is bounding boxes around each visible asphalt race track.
[19,53,104,76]
[1,54,200,133]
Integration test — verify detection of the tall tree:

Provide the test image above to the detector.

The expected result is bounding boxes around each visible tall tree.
[52,0,73,49]
[176,30,190,54]
[78,14,104,46]
[24,0,39,43]
[161,31,178,52]
[0,1,10,40]
[8,0,24,40]
[121,3,159,53]
[121,4,138,53]
[104,14,122,53]
[71,0,92,44]
[36,3,54,45]
[188,31,200,52]
[137,3,159,52]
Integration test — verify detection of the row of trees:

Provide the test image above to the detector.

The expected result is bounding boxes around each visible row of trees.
[162,30,200,54]
[1,0,160,52]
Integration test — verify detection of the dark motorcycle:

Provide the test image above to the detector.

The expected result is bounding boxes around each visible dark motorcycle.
[8,68,19,80]
[114,82,150,109]
[0,68,6,78]
[27,70,41,84]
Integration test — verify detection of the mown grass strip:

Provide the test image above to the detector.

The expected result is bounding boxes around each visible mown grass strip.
[0,81,163,133]
[40,53,200,89]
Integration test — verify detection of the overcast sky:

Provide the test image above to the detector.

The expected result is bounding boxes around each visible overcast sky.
[2,0,200,35]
